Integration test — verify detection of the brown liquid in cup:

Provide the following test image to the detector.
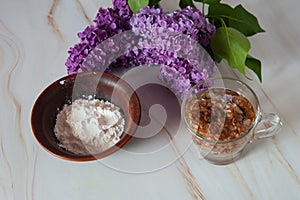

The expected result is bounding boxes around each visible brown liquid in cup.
[186,88,256,142]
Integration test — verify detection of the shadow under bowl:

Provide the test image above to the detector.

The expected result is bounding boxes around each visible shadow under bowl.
[31,72,141,162]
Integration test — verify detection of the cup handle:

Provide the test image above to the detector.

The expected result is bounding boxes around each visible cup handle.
[252,113,282,140]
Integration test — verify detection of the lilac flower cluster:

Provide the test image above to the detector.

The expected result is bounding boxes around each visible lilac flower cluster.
[131,6,215,51]
[129,6,216,88]
[65,0,132,74]
[65,0,217,98]
[158,65,192,100]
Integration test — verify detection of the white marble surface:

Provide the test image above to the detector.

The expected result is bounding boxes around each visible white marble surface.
[1,0,300,199]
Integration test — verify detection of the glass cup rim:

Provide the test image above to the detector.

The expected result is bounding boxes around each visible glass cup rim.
[181,77,261,144]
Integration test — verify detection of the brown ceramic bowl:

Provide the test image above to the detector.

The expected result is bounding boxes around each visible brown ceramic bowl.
[31,72,141,161]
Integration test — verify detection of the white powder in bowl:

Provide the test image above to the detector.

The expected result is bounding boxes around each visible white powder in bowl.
[54,97,125,155]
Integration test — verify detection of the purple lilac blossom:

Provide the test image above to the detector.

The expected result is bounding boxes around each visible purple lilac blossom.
[65,1,216,99]
[131,6,215,51]
[65,0,132,74]
[158,65,191,100]
[128,6,216,97]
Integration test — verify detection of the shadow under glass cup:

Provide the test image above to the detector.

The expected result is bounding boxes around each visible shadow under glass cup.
[182,78,282,165]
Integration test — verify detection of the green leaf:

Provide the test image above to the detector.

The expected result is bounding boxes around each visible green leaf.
[179,0,196,8]
[246,55,262,82]
[207,3,234,28]
[229,5,265,36]
[149,0,161,7]
[211,27,250,74]
[194,0,220,5]
[128,0,149,14]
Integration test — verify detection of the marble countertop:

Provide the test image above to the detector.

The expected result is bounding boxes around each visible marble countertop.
[1,0,300,199]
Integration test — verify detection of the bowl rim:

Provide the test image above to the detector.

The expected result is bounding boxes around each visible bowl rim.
[31,72,141,162]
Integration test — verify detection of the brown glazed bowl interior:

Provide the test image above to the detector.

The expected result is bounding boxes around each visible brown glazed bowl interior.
[31,72,141,161]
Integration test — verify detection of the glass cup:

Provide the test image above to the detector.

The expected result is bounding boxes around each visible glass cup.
[182,78,282,165]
